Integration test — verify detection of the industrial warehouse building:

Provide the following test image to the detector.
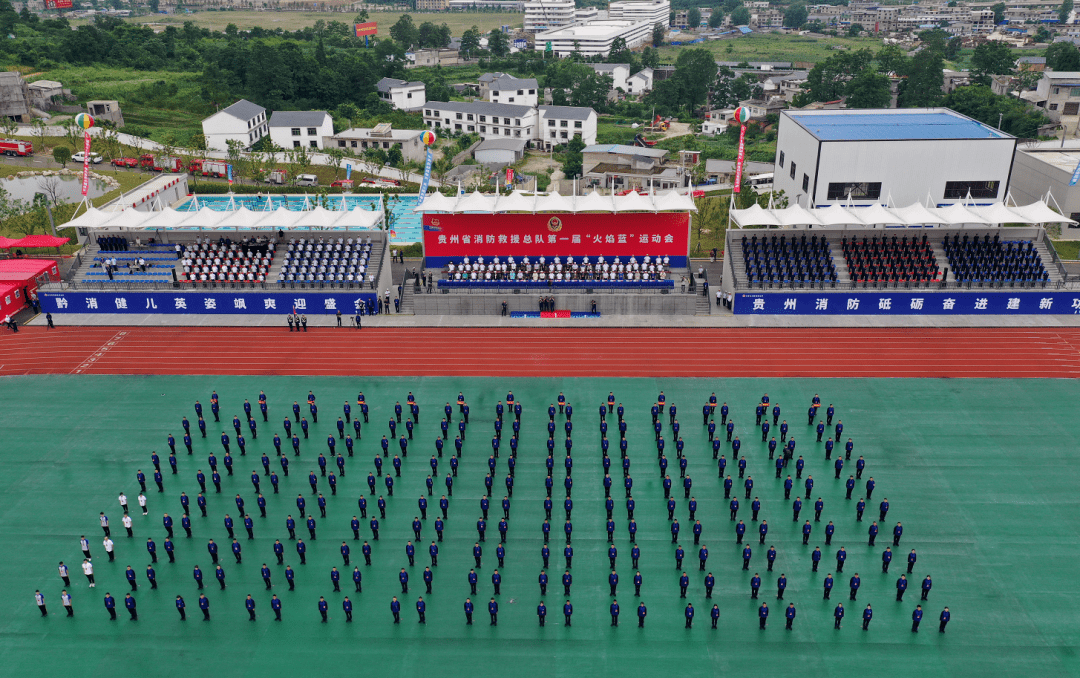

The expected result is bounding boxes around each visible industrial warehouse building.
[773,108,1018,208]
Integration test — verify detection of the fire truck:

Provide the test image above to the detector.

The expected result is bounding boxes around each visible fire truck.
[140,154,183,172]
[189,159,229,177]
[0,139,33,156]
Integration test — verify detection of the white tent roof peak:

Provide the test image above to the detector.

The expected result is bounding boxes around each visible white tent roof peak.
[772,204,822,226]
[813,205,865,226]
[454,190,496,213]
[731,203,781,227]
[614,190,655,212]
[494,190,536,212]
[574,191,614,212]
[534,191,575,212]
[414,192,458,213]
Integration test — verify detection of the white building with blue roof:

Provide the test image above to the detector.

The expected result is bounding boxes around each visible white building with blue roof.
[773,108,1017,208]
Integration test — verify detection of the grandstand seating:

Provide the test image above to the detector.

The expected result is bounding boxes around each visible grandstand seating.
[942,233,1049,285]
[438,279,673,290]
[86,243,178,283]
[740,233,837,286]
[440,255,673,286]
[276,237,375,285]
[180,240,275,284]
[843,233,940,284]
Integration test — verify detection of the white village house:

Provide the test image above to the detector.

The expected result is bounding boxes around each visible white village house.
[201,99,269,152]
[268,110,334,150]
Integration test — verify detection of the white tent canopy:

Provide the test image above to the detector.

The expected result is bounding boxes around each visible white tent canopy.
[728,200,1073,227]
[968,202,1025,224]
[494,190,536,213]
[772,205,822,226]
[891,202,947,225]
[574,191,614,213]
[254,207,306,229]
[814,205,865,226]
[1009,200,1077,224]
[335,205,384,229]
[731,204,782,227]
[105,209,162,230]
[65,207,119,230]
[410,189,698,214]
[293,206,341,229]
[614,190,656,212]
[854,203,905,226]
[138,207,185,230]
[414,192,458,213]
[652,190,698,212]
[936,203,990,225]
[534,191,575,212]
[454,191,496,213]
[217,206,267,230]
[178,207,231,230]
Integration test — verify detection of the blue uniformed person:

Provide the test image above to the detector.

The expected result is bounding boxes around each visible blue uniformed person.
[488,598,498,625]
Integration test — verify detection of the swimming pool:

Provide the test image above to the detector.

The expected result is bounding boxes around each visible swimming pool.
[176,194,424,245]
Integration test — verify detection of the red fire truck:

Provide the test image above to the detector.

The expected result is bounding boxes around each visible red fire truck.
[0,139,33,156]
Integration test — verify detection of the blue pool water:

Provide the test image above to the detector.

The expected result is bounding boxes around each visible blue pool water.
[176,194,424,245]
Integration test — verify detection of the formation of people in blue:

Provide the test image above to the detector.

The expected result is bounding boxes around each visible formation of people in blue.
[36,387,951,634]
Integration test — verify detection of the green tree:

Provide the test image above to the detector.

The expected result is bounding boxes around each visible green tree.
[897,48,943,107]
[674,47,718,113]
[608,36,632,62]
[52,146,71,167]
[148,0,158,11]
[783,4,807,28]
[488,28,509,56]
[844,68,890,108]
[799,48,873,103]
[970,40,1015,85]
[687,7,701,28]
[461,25,482,55]
[418,21,451,48]
[846,22,863,36]
[1033,25,1051,43]
[652,22,666,46]
[390,14,419,48]
[942,84,1048,138]
[225,139,247,184]
[1046,41,1080,71]
[327,147,346,179]
[1061,0,1073,23]
[730,6,751,25]
[709,8,725,28]
[224,22,238,38]
[354,10,369,23]
[990,2,1005,24]
[875,44,909,75]
[641,46,660,69]
[561,135,585,179]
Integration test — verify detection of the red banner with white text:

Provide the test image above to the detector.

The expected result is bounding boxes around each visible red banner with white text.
[81,132,91,197]
[422,212,690,260]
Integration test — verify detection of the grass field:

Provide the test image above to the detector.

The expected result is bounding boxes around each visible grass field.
[112,9,523,33]
[658,32,885,65]
[2,376,1079,677]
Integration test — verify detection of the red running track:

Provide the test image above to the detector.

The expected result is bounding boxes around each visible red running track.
[3,326,1080,378]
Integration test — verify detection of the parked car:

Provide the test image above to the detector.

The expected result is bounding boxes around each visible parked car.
[71,151,103,164]
[296,174,319,186]
[111,157,140,168]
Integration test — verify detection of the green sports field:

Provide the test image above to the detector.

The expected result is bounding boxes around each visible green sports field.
[2,376,1079,677]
